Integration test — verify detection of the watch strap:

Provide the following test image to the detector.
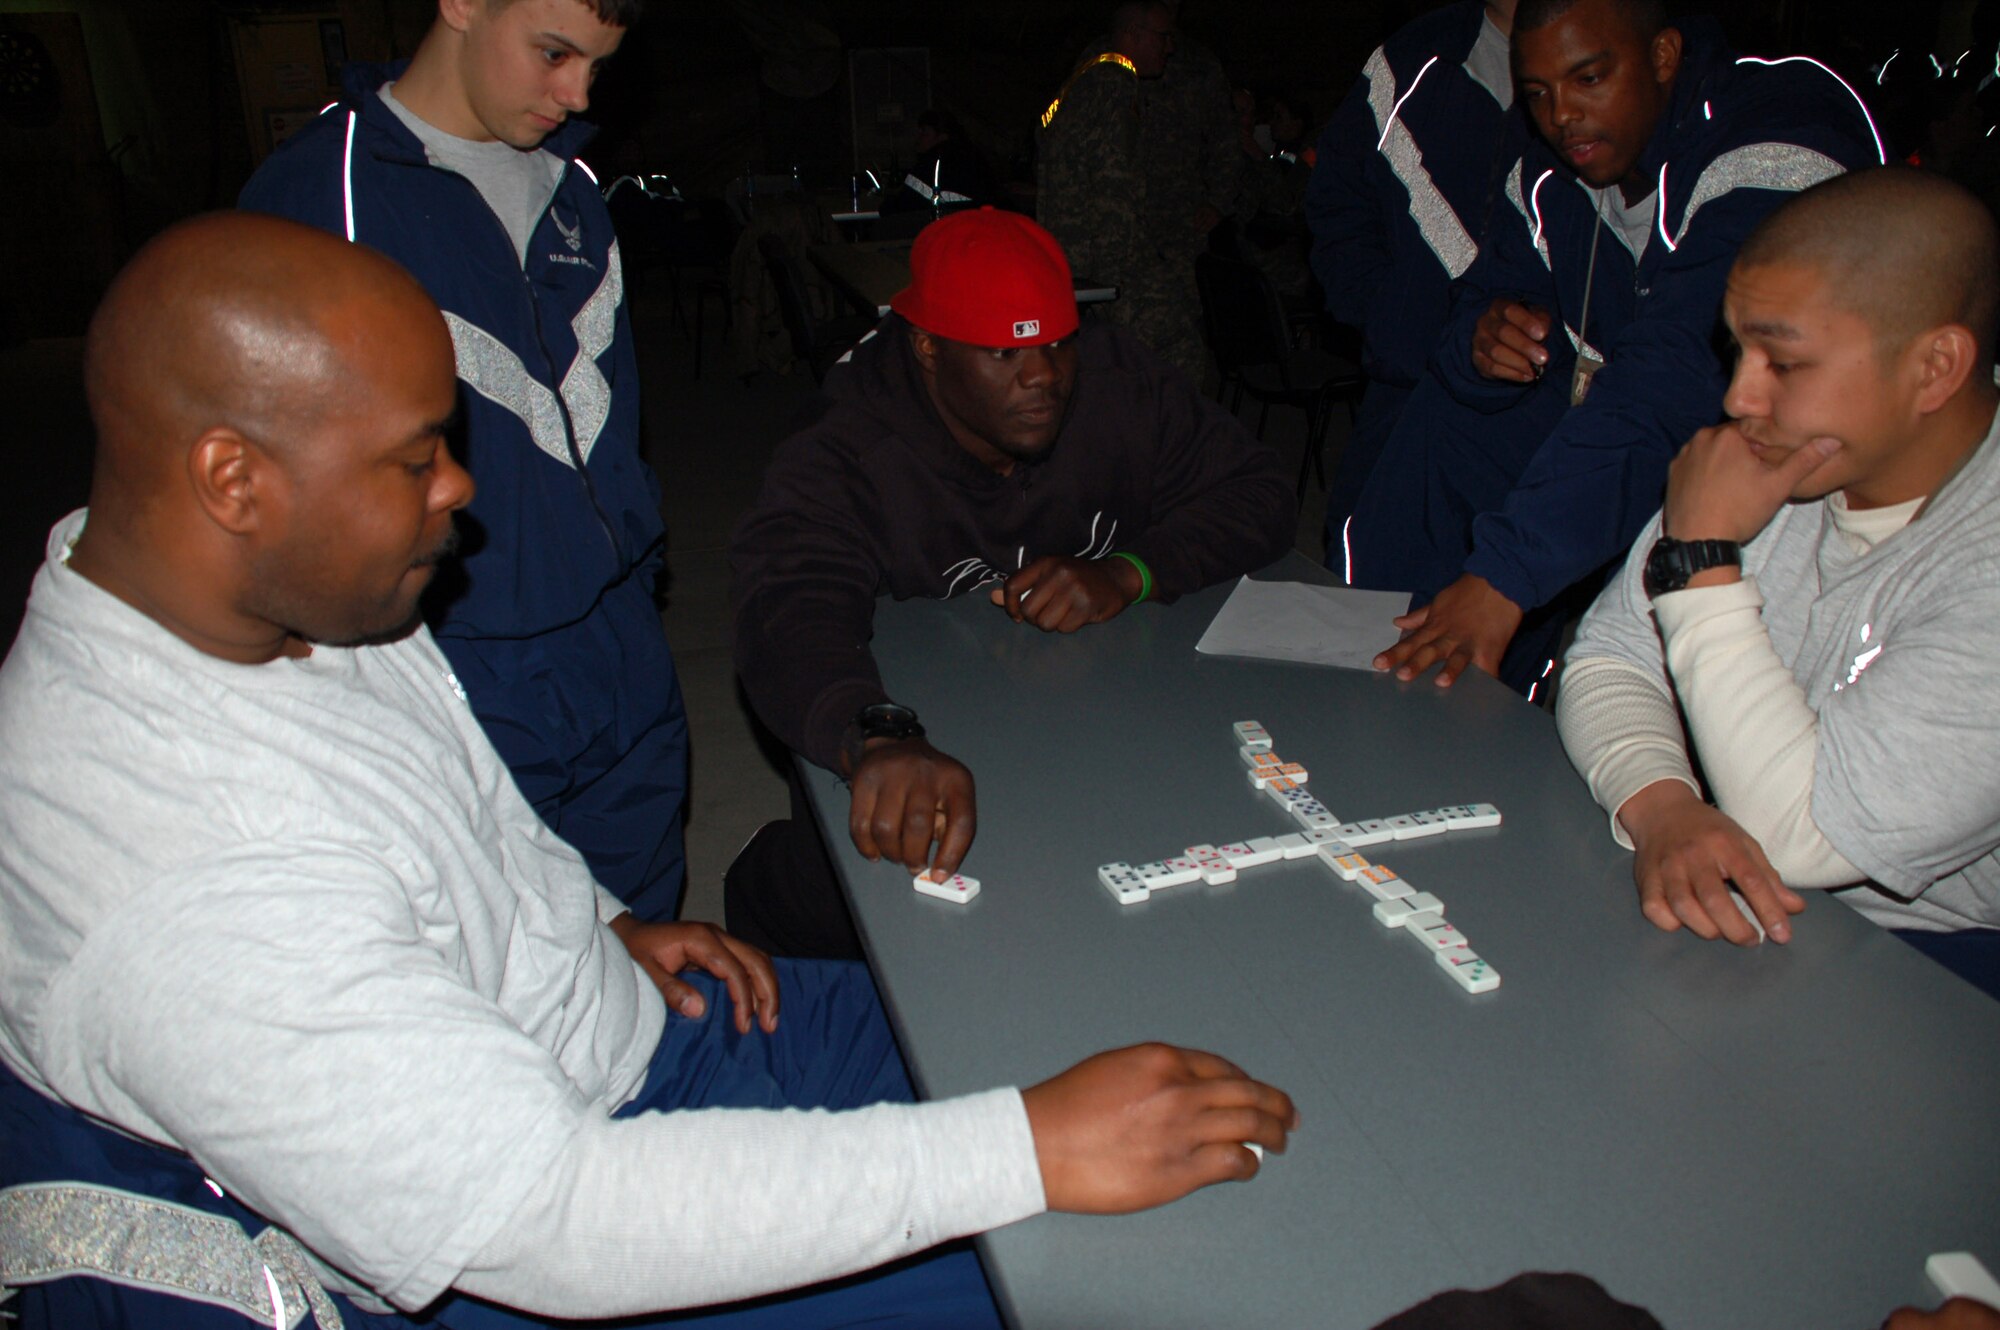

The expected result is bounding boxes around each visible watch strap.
[1646,537,1742,597]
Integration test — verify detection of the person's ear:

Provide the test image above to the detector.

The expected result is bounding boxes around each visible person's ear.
[437,0,479,37]
[187,429,279,538]
[1910,323,1979,416]
[909,328,939,376]
[1651,26,1684,88]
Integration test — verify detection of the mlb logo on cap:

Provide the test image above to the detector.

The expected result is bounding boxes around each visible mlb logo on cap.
[889,207,1079,348]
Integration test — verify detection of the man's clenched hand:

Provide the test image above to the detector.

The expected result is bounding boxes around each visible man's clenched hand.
[1022,1044,1297,1213]
[990,555,1144,633]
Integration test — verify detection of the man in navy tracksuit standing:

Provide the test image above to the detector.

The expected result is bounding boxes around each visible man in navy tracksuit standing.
[241,0,689,920]
[1305,0,1528,560]
[1348,0,1883,696]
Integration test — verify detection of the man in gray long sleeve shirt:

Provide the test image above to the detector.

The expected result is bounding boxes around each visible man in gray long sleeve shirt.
[1557,169,2000,991]
[0,213,1296,1327]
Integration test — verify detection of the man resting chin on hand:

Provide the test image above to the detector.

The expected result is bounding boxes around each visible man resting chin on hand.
[1557,169,2000,999]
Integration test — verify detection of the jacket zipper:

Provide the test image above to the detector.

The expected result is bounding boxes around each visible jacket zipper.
[467,166,623,562]
[359,109,626,565]
[525,271,620,560]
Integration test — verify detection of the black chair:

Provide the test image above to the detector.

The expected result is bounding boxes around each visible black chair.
[660,197,737,380]
[1195,252,1365,498]
[603,180,738,379]
[757,233,877,385]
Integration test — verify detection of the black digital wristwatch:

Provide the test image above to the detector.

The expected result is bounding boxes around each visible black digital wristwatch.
[1642,537,1742,598]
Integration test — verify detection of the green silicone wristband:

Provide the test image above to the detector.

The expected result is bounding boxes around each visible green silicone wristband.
[1107,551,1153,604]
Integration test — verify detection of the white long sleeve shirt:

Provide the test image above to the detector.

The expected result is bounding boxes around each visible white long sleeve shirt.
[0,512,1044,1317]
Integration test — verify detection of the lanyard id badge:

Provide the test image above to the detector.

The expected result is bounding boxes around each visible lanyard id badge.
[1570,348,1605,405]
[1570,188,1609,407]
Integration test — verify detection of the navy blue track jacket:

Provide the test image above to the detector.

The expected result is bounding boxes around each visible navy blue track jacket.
[1349,20,1884,615]
[1306,1,1529,392]
[240,63,667,645]
[240,65,690,921]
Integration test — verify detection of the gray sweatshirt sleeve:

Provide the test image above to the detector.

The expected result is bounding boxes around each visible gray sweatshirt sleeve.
[459,1090,1045,1317]
[37,848,1042,1315]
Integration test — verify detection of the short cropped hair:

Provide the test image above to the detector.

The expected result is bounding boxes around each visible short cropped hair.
[491,0,644,25]
[1737,166,2000,367]
[1516,0,1666,38]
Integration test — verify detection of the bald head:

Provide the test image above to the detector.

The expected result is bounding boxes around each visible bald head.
[1737,167,2000,366]
[85,212,446,492]
[73,212,469,660]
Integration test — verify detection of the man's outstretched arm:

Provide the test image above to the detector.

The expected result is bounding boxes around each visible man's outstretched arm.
[1370,163,1563,686]
[461,1043,1296,1318]
[75,853,1294,1318]
[731,429,978,877]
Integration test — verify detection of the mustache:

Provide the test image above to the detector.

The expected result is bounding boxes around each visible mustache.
[415,524,462,568]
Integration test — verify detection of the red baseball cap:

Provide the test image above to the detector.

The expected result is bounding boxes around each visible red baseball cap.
[889,208,1079,347]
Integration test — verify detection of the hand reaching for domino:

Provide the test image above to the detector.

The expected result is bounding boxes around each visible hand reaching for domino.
[1021,1044,1296,1211]
[849,737,977,878]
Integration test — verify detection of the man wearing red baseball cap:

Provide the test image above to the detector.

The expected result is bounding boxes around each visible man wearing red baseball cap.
[728,208,1295,958]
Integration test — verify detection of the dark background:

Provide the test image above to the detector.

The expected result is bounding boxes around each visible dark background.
[0,0,1985,343]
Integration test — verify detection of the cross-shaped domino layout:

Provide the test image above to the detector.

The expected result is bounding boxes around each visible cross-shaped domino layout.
[1089,722,1504,994]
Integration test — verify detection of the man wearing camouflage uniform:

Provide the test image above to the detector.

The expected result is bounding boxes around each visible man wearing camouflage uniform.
[1039,1,1228,385]
[1143,2,1242,286]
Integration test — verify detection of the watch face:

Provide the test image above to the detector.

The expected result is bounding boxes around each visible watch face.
[1644,539,1685,597]
[856,703,923,741]
[1644,538,1740,596]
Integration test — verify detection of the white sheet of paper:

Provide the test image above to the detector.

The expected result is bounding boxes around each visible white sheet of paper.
[1193,577,1413,672]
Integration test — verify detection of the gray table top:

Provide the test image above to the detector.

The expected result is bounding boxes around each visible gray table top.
[801,562,2000,1329]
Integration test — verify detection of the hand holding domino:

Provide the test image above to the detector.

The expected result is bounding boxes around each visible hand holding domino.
[1879,1254,2000,1328]
[992,555,1141,633]
[1615,781,1803,946]
[1020,1044,1298,1212]
[849,736,977,880]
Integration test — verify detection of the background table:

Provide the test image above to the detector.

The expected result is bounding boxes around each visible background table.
[802,564,2000,1329]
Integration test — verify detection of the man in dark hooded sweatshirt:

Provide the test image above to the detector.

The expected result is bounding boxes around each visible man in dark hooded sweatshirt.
[729,208,1296,958]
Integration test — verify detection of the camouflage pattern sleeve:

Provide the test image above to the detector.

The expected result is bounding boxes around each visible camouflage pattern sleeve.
[1136,46,1237,263]
[1192,54,1244,217]
[1037,59,1142,281]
